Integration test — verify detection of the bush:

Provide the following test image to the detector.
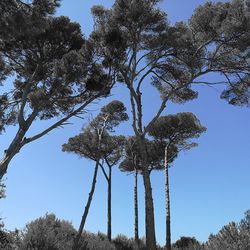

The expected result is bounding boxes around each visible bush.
[113,234,146,250]
[82,231,116,250]
[0,224,21,250]
[20,213,76,250]
[205,210,250,250]
[172,236,202,250]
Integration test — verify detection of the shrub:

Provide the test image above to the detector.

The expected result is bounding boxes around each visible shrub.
[205,210,250,250]
[0,224,21,250]
[82,231,116,250]
[113,234,146,250]
[172,236,201,250]
[20,213,76,250]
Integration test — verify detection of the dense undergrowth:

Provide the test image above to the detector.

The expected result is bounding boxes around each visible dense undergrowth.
[0,210,249,250]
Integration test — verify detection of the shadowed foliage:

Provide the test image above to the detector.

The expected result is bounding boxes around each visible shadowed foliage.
[62,100,128,250]
[0,0,112,180]
[90,1,250,248]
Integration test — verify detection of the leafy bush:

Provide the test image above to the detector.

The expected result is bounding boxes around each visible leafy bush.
[113,234,146,250]
[205,210,250,250]
[82,231,116,250]
[172,236,201,250]
[0,225,21,250]
[20,213,76,250]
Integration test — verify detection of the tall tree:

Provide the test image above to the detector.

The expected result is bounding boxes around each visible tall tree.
[90,1,250,248]
[119,137,177,244]
[119,137,141,243]
[98,135,125,241]
[148,112,206,250]
[62,100,128,250]
[0,0,112,180]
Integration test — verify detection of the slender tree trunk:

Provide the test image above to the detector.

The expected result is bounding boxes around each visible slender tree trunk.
[107,165,112,241]
[165,147,171,250]
[72,160,99,250]
[134,169,139,243]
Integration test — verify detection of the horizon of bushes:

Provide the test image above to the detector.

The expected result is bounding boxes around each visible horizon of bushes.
[0,210,249,250]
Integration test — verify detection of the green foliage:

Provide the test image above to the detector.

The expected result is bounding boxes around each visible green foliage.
[62,100,128,161]
[0,0,91,123]
[119,136,178,173]
[20,213,76,250]
[0,225,22,250]
[172,236,201,250]
[205,211,250,250]
[91,0,250,108]
[147,112,206,150]
[113,234,146,250]
[0,0,114,180]
[82,231,116,250]
[91,100,129,132]
[189,0,250,107]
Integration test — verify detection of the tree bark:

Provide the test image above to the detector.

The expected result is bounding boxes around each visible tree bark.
[0,127,27,179]
[134,170,139,243]
[165,147,171,250]
[72,159,99,250]
[138,137,157,250]
[107,165,112,241]
[142,169,157,250]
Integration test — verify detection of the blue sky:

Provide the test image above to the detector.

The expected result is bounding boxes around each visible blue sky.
[1,0,250,246]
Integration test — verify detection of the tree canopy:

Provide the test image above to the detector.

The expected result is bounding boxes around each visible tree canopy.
[0,0,113,179]
[147,112,206,152]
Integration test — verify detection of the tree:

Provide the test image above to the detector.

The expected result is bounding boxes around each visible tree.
[0,0,112,180]
[119,137,141,243]
[119,136,177,244]
[148,112,206,250]
[62,100,128,250]
[98,135,126,241]
[90,1,250,248]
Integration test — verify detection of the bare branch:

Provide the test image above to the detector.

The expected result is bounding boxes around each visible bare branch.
[98,162,109,182]
[22,94,99,145]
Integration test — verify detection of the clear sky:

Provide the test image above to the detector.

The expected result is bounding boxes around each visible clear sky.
[1,0,250,246]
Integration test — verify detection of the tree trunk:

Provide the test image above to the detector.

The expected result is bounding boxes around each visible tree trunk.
[0,154,15,179]
[0,127,27,179]
[72,160,99,250]
[134,170,139,243]
[165,147,171,250]
[137,136,157,250]
[107,165,112,241]
[142,169,157,250]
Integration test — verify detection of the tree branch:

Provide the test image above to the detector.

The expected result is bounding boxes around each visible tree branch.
[22,94,100,145]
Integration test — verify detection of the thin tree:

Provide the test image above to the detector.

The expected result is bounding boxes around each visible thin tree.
[119,137,140,243]
[62,100,128,250]
[119,137,177,244]
[147,112,206,250]
[0,0,112,180]
[90,1,250,248]
[98,135,126,241]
